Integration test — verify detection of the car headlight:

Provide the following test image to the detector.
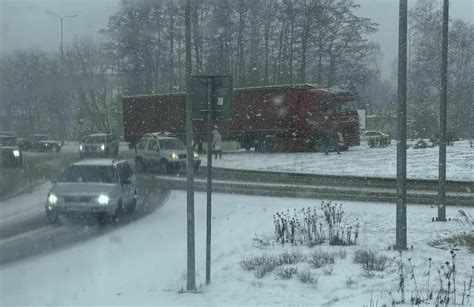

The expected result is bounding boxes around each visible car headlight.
[97,194,109,205]
[171,152,179,160]
[100,144,106,151]
[193,152,199,159]
[48,193,58,204]
[79,144,84,151]
[13,149,20,157]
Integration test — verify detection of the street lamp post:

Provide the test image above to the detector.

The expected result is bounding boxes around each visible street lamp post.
[45,10,78,69]
[45,11,78,142]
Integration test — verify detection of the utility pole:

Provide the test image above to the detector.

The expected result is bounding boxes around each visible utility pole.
[396,0,408,251]
[206,77,213,285]
[438,0,449,222]
[184,0,196,292]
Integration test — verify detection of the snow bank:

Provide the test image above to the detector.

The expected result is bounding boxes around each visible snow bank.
[202,140,474,181]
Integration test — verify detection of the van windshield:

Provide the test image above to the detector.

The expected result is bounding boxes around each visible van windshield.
[85,135,106,143]
[33,135,50,141]
[60,165,117,183]
[159,139,185,150]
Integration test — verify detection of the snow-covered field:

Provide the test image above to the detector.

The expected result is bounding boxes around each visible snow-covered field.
[2,191,472,306]
[202,140,474,181]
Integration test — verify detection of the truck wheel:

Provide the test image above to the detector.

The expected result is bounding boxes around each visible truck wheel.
[262,136,274,152]
[160,160,169,174]
[241,138,252,151]
[255,139,264,152]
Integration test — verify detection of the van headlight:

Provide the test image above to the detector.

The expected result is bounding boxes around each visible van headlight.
[171,152,179,161]
[48,193,58,204]
[100,144,106,151]
[79,144,84,151]
[97,194,109,205]
[13,150,20,157]
[193,152,199,159]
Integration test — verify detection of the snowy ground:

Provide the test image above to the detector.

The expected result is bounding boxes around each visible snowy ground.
[202,140,474,181]
[2,191,473,306]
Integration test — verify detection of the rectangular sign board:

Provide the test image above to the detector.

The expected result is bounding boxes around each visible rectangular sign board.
[190,75,233,120]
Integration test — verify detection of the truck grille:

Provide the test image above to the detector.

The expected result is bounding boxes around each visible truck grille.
[179,154,187,159]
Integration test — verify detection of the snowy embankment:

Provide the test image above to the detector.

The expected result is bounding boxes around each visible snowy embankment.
[1,191,472,306]
[202,140,474,181]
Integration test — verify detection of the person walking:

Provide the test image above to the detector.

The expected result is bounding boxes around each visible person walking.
[212,127,223,159]
[325,118,340,155]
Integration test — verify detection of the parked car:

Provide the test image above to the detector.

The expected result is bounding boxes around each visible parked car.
[0,131,15,136]
[45,158,138,223]
[360,130,391,148]
[79,132,119,159]
[135,132,201,174]
[24,134,61,152]
[0,134,22,167]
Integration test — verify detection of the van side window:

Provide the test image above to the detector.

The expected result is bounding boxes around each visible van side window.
[147,139,158,151]
[137,138,148,150]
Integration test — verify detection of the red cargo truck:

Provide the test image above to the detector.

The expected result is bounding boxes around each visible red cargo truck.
[122,84,360,152]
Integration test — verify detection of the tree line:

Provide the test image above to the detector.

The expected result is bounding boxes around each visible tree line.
[0,0,472,140]
[102,0,379,96]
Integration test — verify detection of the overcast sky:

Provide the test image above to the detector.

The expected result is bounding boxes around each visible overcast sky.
[1,0,472,79]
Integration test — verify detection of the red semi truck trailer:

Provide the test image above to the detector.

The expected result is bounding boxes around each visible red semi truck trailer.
[122,84,360,152]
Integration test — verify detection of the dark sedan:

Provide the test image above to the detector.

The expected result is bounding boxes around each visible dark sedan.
[24,134,61,152]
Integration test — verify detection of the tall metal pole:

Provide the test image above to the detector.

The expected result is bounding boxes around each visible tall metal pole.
[206,77,213,285]
[396,0,408,251]
[185,0,196,292]
[45,11,77,142]
[45,11,78,68]
[438,0,449,222]
[60,18,64,71]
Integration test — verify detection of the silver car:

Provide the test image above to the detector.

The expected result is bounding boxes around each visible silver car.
[45,159,138,223]
[135,132,201,174]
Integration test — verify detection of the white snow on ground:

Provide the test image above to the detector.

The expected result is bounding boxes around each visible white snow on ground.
[1,191,473,306]
[202,140,474,181]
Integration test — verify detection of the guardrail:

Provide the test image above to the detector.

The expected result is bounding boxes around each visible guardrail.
[148,167,474,206]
